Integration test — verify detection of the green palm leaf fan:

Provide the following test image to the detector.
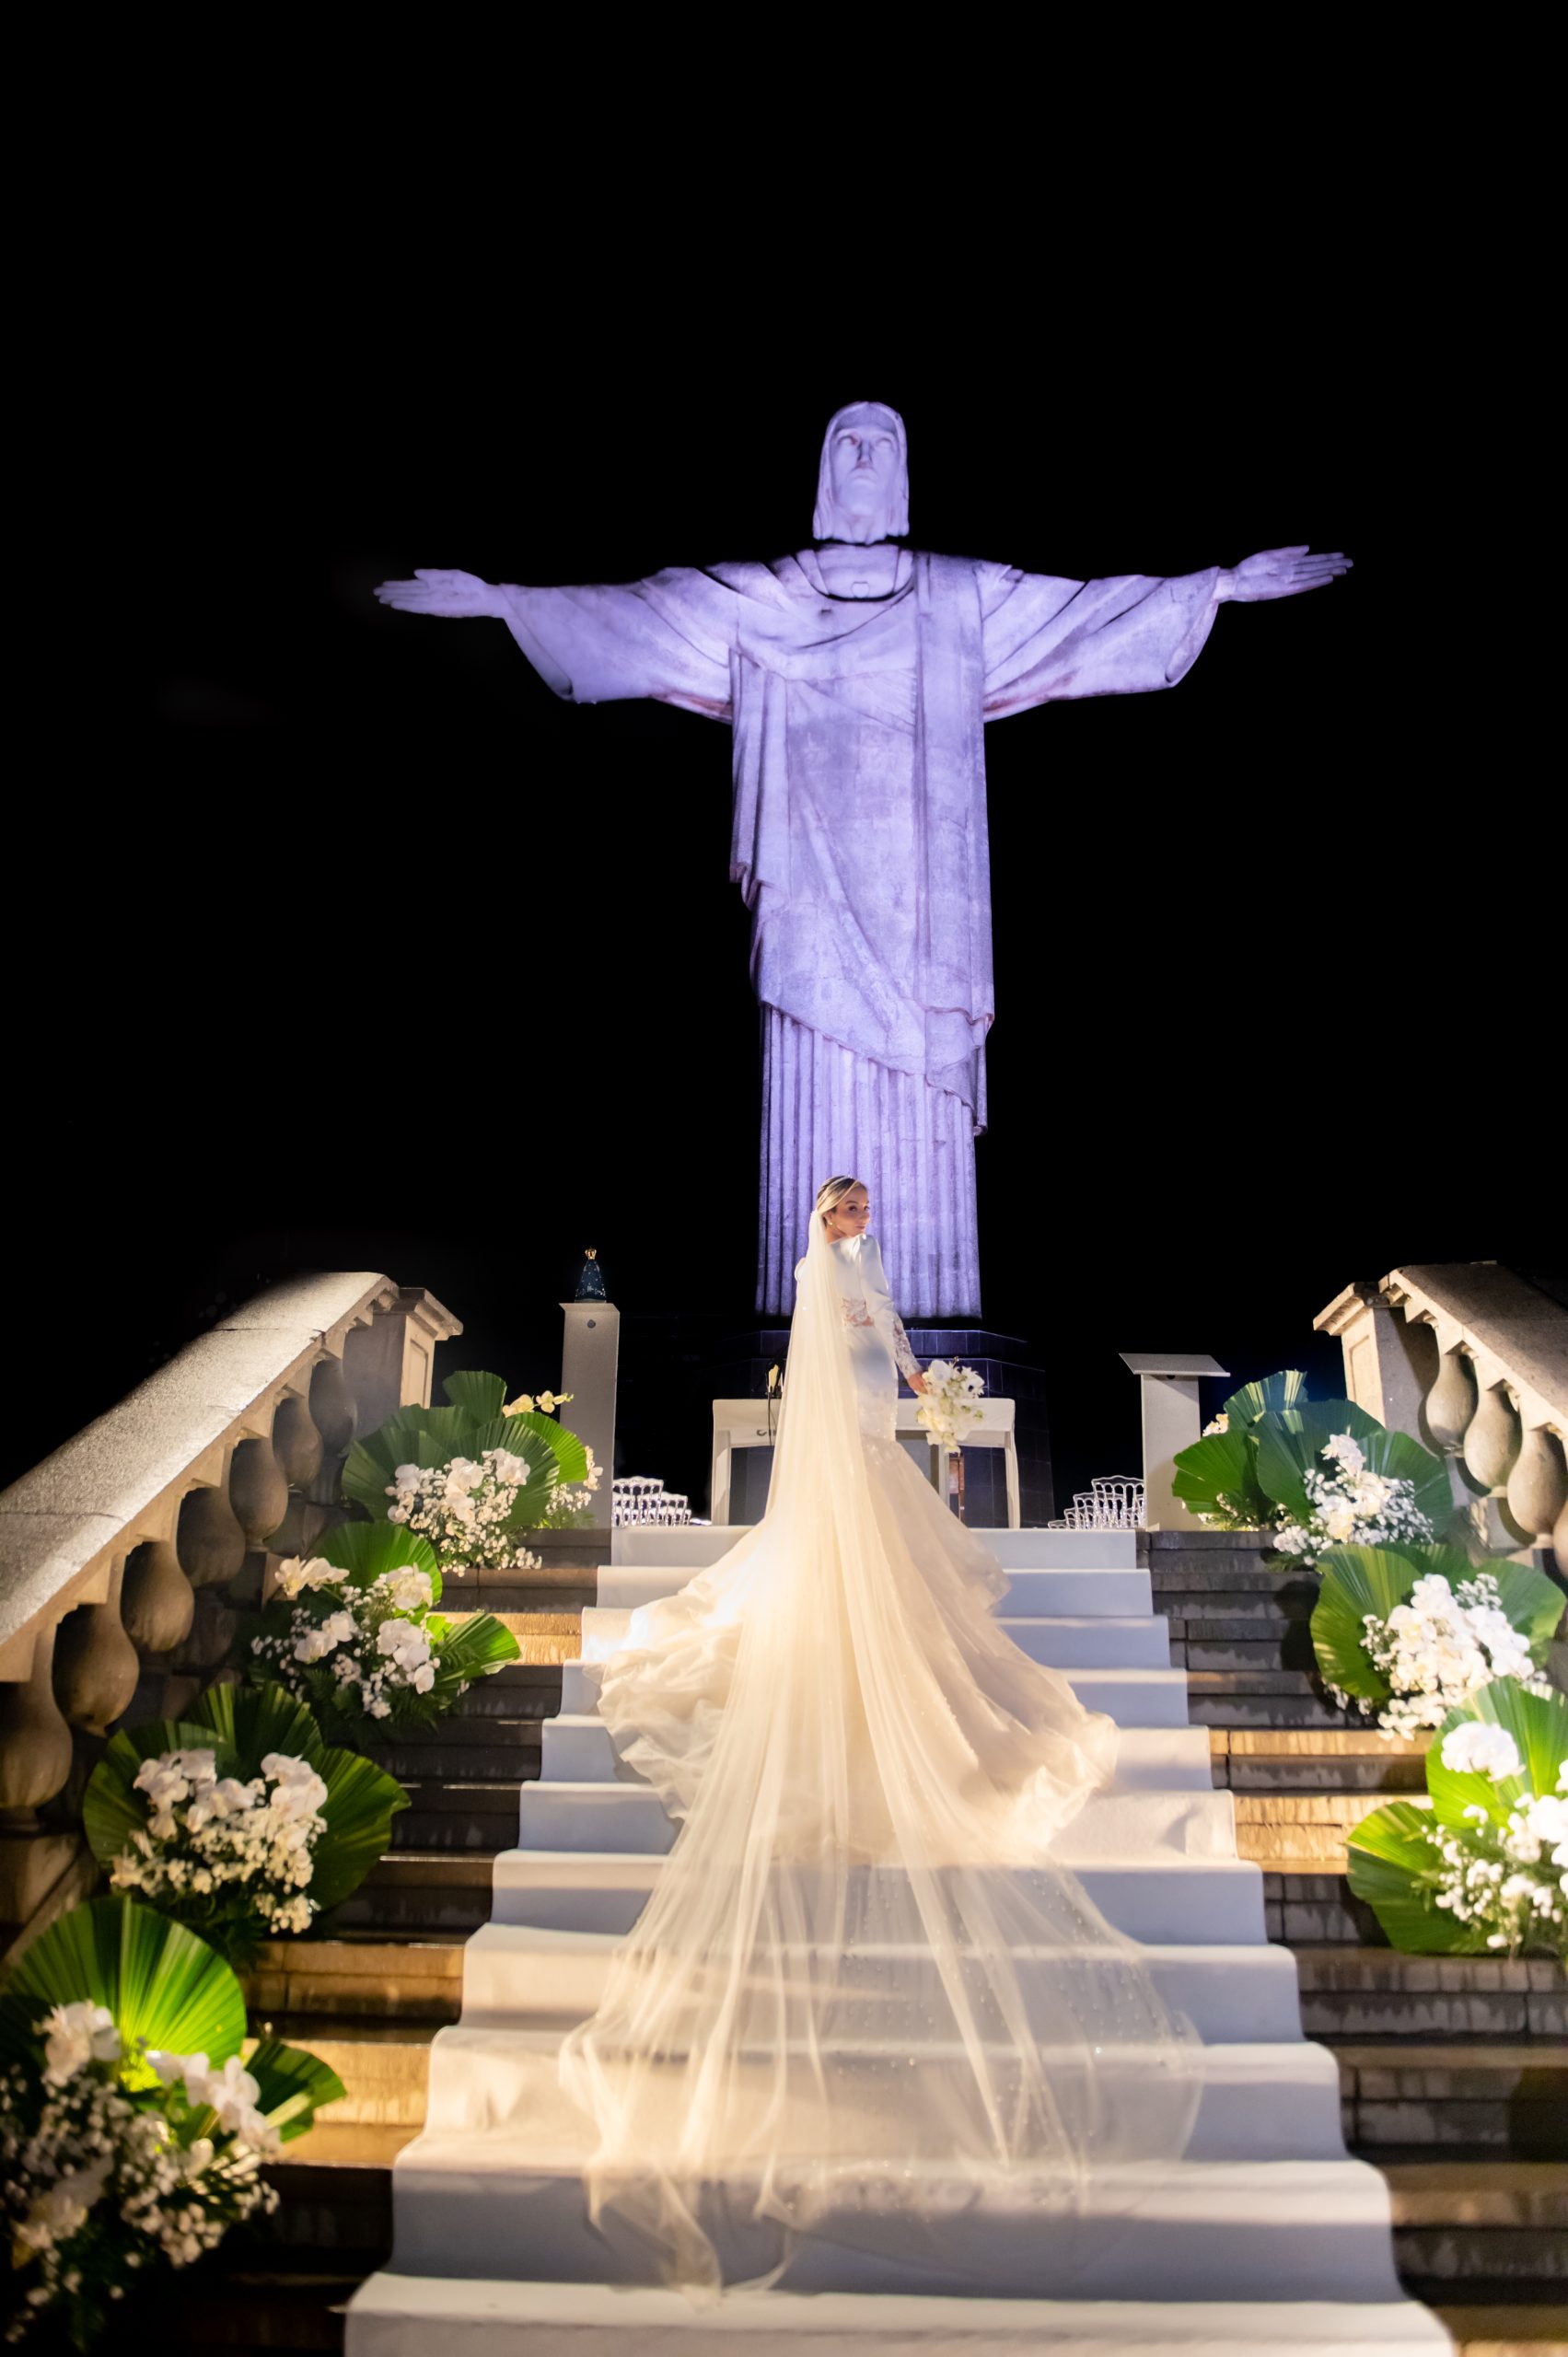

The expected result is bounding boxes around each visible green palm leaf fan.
[1169,1427,1272,1528]
[314,1516,444,1603]
[0,1896,247,2085]
[1309,1541,1475,1706]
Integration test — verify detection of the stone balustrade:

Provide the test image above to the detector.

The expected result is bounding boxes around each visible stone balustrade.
[0,1273,460,1949]
[1316,1265,1568,1573]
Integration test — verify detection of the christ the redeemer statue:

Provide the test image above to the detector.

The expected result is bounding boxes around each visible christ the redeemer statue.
[376,403,1350,1317]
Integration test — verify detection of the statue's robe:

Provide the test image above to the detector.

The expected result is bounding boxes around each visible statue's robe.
[501,550,1220,1316]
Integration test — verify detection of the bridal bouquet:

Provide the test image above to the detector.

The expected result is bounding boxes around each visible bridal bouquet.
[915,1361,986,1452]
[0,1898,343,2350]
[1271,1431,1434,1565]
[241,1525,519,1747]
[105,1747,327,1940]
[1348,1684,1568,1958]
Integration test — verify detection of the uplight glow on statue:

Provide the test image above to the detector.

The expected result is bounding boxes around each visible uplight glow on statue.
[377,403,1350,1316]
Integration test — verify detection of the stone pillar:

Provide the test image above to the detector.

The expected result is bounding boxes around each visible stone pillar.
[561,1300,619,1531]
[1313,1282,1438,1437]
[1120,1353,1229,1532]
[343,1288,464,1436]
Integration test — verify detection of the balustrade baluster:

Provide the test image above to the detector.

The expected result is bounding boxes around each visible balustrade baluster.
[229,1435,289,1549]
[0,1621,75,1823]
[178,1482,249,1588]
[273,1391,325,1490]
[52,1560,141,1736]
[121,1538,197,1654]
[1424,1344,1480,1452]
[308,1356,357,1457]
[1462,1381,1522,1492]
[1506,1424,1568,1545]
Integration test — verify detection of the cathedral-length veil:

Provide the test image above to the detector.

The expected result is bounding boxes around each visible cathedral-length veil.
[556,1209,1202,2297]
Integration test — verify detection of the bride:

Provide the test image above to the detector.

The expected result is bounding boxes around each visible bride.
[557,1176,1201,2296]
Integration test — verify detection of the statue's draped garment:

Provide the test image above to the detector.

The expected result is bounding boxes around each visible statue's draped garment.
[502,551,1220,1315]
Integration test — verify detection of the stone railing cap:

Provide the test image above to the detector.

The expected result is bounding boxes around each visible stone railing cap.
[1382,1263,1568,1423]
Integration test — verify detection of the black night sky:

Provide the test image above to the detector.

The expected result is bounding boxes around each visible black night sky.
[23,190,1555,1515]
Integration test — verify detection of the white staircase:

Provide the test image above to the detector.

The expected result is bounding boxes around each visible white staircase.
[346,1527,1450,2354]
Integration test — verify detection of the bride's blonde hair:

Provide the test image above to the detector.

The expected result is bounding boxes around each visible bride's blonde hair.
[815,1174,865,1226]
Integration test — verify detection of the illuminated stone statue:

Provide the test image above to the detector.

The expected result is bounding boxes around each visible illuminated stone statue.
[376,404,1350,1315]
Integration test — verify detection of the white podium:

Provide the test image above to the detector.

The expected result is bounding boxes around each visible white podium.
[711,1396,1019,1528]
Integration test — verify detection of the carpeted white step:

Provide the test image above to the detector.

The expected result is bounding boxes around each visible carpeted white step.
[581,1601,1168,1670]
[609,1527,1142,1573]
[565,1647,1191,1728]
[596,1562,1156,1615]
[516,1782,1236,1862]
[420,2025,1344,2162]
[382,2141,1406,2302]
[489,1852,1266,1945]
[542,1713,1214,1792]
[345,2273,1452,2356]
[459,1923,1308,2045]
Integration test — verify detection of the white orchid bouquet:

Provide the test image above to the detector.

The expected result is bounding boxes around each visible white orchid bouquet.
[1310,1541,1563,1744]
[83,1682,408,1965]
[0,1898,343,2351]
[1270,1431,1435,1565]
[1348,1686,1568,1959]
[241,1524,519,1747]
[106,1747,327,1941]
[915,1360,986,1453]
[343,1370,598,1557]
[1354,1570,1553,1740]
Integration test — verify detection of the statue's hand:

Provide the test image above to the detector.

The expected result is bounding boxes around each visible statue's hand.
[372,567,504,619]
[1218,546,1353,602]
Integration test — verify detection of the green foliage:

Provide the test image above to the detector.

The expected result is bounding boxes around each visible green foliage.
[315,1517,445,1605]
[341,1401,557,1529]
[1221,1369,1309,1430]
[1169,1428,1273,1530]
[1311,1543,1563,1710]
[0,1897,248,2085]
[1254,1411,1449,1535]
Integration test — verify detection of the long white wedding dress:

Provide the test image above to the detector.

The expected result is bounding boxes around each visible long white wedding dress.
[557,1216,1201,2297]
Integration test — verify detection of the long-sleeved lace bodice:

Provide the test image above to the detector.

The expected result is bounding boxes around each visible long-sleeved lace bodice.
[794,1233,922,1434]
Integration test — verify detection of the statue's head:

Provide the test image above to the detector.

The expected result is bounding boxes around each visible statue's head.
[813,401,910,545]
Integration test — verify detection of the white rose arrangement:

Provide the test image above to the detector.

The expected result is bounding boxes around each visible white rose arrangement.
[914,1361,986,1453]
[1349,1570,1553,1740]
[107,1748,328,1942]
[385,1449,546,1571]
[1272,1432,1434,1566]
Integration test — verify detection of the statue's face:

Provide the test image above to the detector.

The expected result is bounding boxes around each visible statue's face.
[826,412,900,532]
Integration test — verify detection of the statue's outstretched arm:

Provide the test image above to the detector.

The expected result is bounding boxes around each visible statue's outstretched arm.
[1215,545,1353,602]
[373,568,505,618]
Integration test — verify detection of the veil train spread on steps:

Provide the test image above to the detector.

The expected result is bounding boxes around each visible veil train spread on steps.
[556,1210,1202,2297]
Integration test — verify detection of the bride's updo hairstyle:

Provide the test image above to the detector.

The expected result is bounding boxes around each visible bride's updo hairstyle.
[815,1174,863,1227]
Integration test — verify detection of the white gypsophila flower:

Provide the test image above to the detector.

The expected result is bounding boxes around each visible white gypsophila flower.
[1440,1723,1524,1782]
[42,2003,121,2088]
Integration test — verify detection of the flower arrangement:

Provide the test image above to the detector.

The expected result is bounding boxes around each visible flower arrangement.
[0,1898,343,2349]
[105,1747,327,1939]
[1271,1431,1435,1565]
[1347,1682,1568,1958]
[1309,1541,1562,1742]
[1170,1370,1451,1552]
[915,1361,986,1452]
[242,1522,519,1743]
[83,1682,407,1964]
[343,1369,598,1562]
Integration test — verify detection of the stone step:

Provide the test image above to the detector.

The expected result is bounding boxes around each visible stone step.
[329,1852,496,1935]
[344,2276,1454,2354]
[380,2142,1408,2302]
[995,1615,1174,1667]
[359,1724,542,1786]
[421,2022,1345,2162]
[1384,2161,1568,2284]
[1156,1591,1316,1626]
[1188,1676,1349,1731]
[488,1850,1268,1945]
[541,1713,1214,1792]
[1294,1951,1568,2041]
[563,1651,1193,1725]
[1334,2044,1568,2154]
[1179,1636,1320,1673]
[514,1780,1237,1861]
[247,1937,467,2025]
[426,1655,564,1695]
[1434,2304,1568,2353]
[391,1785,520,1852]
[1151,1563,1315,1594]
[1235,1793,1415,1867]
[458,1922,1309,2044]
[1264,1866,1392,1947]
[1214,1731,1434,1759]
[1220,1756,1430,1794]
